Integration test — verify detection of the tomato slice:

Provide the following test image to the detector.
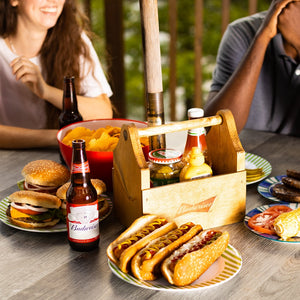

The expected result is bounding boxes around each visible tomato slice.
[248,211,279,235]
[15,207,42,215]
[265,205,292,214]
[11,203,46,215]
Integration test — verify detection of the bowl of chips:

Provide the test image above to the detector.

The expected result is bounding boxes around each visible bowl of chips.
[57,119,148,191]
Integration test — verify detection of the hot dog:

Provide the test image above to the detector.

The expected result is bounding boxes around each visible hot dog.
[106,215,176,273]
[131,222,203,281]
[161,229,230,286]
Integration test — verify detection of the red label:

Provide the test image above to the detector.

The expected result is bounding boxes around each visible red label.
[71,161,90,174]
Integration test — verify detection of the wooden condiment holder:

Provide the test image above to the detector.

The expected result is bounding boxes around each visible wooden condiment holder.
[113,109,246,228]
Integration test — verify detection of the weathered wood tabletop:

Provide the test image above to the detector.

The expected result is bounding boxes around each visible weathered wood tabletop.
[0,129,299,300]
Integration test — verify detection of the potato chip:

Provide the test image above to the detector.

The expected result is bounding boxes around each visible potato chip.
[105,126,121,136]
[62,127,93,146]
[61,124,146,152]
[87,131,111,151]
[92,128,106,139]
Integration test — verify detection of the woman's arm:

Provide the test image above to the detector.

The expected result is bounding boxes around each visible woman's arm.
[0,125,58,149]
[10,57,113,120]
[42,84,113,120]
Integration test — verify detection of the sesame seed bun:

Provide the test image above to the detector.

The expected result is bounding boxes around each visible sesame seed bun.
[56,179,106,200]
[8,190,61,209]
[22,160,70,187]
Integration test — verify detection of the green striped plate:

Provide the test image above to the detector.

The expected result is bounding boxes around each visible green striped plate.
[108,244,242,291]
[246,152,272,185]
[0,197,67,233]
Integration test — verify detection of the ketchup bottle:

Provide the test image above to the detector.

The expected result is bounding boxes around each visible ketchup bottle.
[182,108,210,166]
[66,139,99,251]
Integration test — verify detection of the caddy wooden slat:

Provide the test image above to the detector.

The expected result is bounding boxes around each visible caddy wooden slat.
[113,109,246,228]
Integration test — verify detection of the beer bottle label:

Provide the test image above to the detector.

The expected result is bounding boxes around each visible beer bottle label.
[67,200,99,243]
[71,161,90,174]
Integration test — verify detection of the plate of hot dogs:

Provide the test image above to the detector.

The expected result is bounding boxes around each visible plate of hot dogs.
[106,215,242,290]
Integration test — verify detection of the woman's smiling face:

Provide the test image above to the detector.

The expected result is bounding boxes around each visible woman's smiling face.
[11,0,66,31]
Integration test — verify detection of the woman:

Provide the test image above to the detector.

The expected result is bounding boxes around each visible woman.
[0,0,113,148]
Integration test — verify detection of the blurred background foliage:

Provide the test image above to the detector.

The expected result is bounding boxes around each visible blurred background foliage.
[89,0,270,121]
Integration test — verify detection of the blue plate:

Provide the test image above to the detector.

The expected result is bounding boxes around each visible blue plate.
[244,203,300,243]
[257,175,287,202]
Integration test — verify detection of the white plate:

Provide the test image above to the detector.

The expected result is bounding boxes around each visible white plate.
[246,153,272,185]
[0,195,112,233]
[244,203,300,243]
[108,244,242,291]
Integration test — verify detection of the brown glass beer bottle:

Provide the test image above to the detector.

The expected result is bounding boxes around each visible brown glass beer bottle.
[58,76,83,129]
[66,139,99,251]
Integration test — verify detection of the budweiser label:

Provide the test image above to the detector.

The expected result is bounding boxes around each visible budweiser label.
[67,200,99,243]
[71,161,90,174]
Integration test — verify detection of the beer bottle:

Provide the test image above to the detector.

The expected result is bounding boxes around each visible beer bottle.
[66,139,99,251]
[182,108,210,165]
[58,76,83,129]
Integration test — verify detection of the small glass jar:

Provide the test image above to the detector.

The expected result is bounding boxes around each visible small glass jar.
[148,148,184,187]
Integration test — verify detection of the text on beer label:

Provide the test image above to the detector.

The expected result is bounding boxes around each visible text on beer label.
[71,161,90,174]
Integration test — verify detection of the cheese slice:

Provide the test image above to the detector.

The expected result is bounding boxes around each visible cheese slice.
[10,206,31,219]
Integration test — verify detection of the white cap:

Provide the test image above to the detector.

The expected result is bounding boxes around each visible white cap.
[188,108,204,118]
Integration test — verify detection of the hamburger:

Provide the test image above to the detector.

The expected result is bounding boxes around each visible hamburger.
[6,190,62,229]
[21,160,70,194]
[56,179,109,221]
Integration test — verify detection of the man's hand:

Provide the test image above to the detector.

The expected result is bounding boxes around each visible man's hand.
[258,0,300,41]
[278,1,300,55]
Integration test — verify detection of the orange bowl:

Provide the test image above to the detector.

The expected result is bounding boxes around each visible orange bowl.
[57,119,148,191]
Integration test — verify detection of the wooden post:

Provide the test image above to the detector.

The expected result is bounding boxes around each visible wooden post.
[248,0,257,15]
[104,0,126,117]
[194,0,203,108]
[139,0,166,150]
[168,0,177,121]
[221,0,231,35]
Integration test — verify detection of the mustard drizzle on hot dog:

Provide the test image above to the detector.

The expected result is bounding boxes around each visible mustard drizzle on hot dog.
[169,230,222,272]
[140,222,195,261]
[113,218,168,259]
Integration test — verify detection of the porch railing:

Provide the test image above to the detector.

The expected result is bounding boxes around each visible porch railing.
[83,0,260,120]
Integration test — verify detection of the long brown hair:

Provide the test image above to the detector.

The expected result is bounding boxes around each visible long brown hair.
[0,0,96,127]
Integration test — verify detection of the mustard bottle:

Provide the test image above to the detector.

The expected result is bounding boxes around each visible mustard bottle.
[180,147,212,182]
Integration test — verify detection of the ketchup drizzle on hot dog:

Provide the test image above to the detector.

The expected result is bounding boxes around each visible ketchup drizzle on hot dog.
[169,230,222,272]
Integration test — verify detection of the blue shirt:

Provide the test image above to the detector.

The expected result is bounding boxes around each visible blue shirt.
[210,12,300,137]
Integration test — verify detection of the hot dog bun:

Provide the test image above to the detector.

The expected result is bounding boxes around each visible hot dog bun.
[106,215,176,273]
[131,223,203,280]
[161,230,230,286]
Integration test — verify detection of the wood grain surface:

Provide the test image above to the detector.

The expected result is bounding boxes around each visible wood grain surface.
[0,129,300,299]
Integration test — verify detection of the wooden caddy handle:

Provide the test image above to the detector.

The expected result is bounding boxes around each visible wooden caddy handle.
[137,114,223,138]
